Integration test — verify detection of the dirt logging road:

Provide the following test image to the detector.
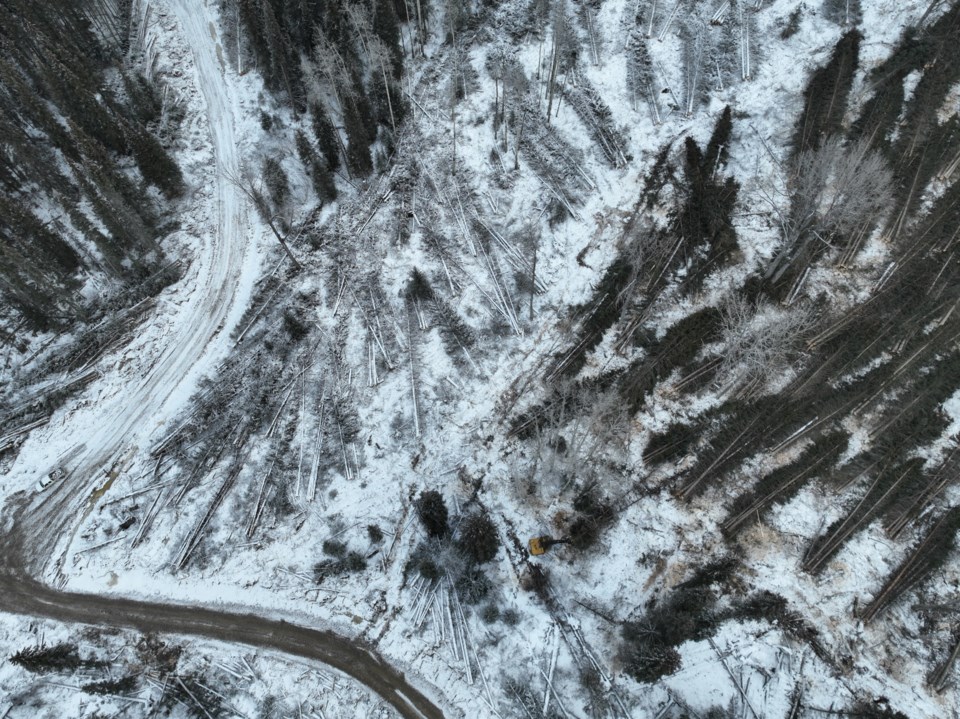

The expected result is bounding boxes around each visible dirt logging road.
[0,539,444,719]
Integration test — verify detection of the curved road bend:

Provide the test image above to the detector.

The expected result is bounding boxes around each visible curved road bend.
[0,538,443,719]
[0,2,448,718]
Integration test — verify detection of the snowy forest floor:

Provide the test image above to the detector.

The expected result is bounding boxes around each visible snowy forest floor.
[3,0,960,718]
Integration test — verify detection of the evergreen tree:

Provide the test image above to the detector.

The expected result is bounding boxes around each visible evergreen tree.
[11,643,86,674]
[704,105,732,175]
[295,130,338,204]
[122,71,163,125]
[416,490,449,538]
[238,0,271,72]
[312,162,338,203]
[282,0,324,55]
[342,89,375,177]
[373,0,404,77]
[792,29,861,157]
[261,0,300,106]
[311,103,341,172]
[456,511,500,564]
[371,72,408,130]
[124,121,185,198]
[263,156,290,210]
[295,129,315,167]
[317,0,361,72]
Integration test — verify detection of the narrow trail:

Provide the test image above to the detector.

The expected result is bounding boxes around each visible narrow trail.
[0,2,449,717]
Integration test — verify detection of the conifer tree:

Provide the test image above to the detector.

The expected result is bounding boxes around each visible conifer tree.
[318,0,361,71]
[373,0,404,77]
[295,130,338,204]
[262,156,290,211]
[416,490,449,538]
[704,105,732,175]
[11,643,85,674]
[311,103,341,172]
[261,0,299,106]
[456,511,500,564]
[238,0,271,71]
[342,88,376,177]
[124,121,185,198]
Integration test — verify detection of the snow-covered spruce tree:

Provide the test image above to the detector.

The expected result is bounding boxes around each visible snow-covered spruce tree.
[416,489,449,538]
[310,102,342,173]
[295,130,338,204]
[455,510,500,564]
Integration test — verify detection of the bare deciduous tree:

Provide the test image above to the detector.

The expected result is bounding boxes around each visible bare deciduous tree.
[311,32,353,108]
[765,137,893,282]
[716,296,813,399]
[796,137,893,241]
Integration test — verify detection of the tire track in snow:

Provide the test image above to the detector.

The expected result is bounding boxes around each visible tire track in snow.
[13,0,257,566]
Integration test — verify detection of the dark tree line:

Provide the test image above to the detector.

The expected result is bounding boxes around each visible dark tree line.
[537,107,737,390]
[791,29,861,159]
[0,0,183,337]
[228,0,408,178]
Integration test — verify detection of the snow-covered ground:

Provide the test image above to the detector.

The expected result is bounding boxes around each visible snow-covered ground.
[3,0,959,717]
[1,0,265,566]
[0,614,401,718]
